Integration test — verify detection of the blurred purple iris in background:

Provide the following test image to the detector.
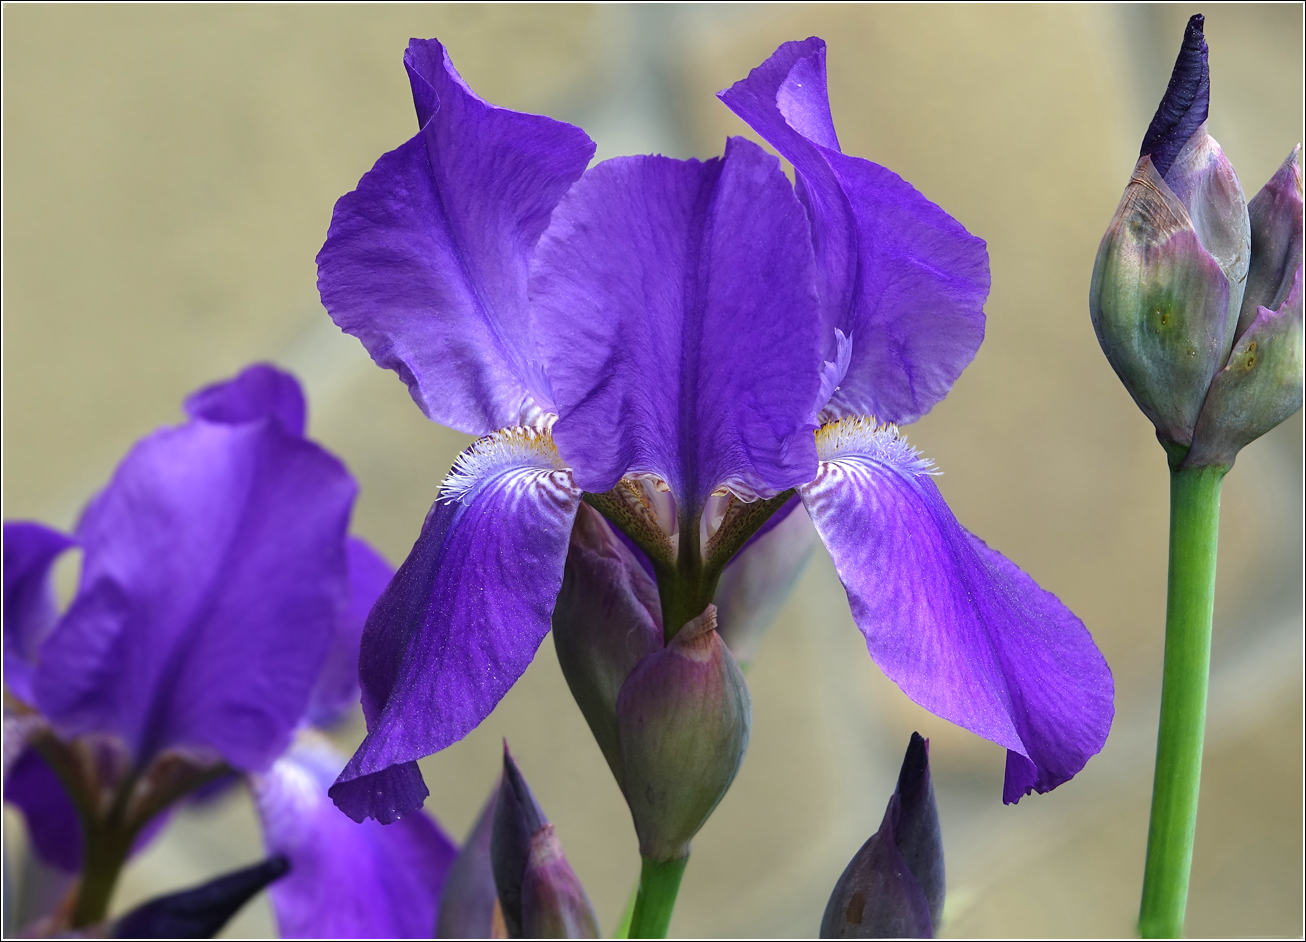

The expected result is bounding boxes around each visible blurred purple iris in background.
[317,36,1114,827]
[3,365,455,937]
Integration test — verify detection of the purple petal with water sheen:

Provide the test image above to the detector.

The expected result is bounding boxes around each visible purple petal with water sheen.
[531,137,822,508]
[800,422,1113,802]
[184,363,307,436]
[331,431,580,824]
[719,39,989,426]
[253,735,457,939]
[318,38,596,435]
[305,538,395,729]
[3,522,75,704]
[33,417,356,773]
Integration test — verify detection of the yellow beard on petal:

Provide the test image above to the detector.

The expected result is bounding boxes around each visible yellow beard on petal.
[813,415,937,475]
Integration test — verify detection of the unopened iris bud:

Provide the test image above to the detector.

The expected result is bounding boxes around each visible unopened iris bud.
[520,824,599,939]
[1187,150,1305,469]
[437,787,500,938]
[1090,14,1252,454]
[552,503,663,782]
[821,733,943,939]
[490,745,599,939]
[1237,147,1304,334]
[113,856,289,939]
[614,604,751,862]
[554,509,754,863]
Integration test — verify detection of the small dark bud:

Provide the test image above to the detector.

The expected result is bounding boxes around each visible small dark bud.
[113,855,289,939]
[490,745,598,939]
[820,733,944,939]
[520,824,601,939]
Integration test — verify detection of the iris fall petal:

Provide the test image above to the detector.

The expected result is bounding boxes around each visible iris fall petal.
[800,420,1113,802]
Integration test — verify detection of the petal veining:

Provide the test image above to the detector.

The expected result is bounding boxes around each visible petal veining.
[317,38,596,435]
[801,419,1113,802]
[531,136,823,510]
[331,428,580,824]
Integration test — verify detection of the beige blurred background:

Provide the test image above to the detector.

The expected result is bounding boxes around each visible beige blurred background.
[3,4,1302,938]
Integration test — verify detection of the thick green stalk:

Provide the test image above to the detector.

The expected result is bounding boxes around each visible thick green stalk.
[628,856,688,939]
[1139,465,1226,939]
[71,772,139,928]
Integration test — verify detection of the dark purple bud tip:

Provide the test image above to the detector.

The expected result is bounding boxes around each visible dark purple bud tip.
[893,734,945,929]
[820,800,933,940]
[492,744,549,937]
[437,784,500,939]
[819,733,944,938]
[113,855,289,938]
[1140,14,1210,180]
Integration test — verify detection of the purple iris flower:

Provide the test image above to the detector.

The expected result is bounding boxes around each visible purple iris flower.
[318,36,1114,825]
[3,365,454,937]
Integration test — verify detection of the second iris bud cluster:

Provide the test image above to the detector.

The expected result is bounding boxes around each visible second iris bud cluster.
[440,734,945,939]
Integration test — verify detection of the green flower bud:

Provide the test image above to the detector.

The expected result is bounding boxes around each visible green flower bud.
[1186,148,1304,469]
[1089,155,1233,449]
[614,604,751,862]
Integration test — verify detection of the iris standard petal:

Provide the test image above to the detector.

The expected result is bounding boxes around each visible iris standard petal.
[3,521,74,703]
[252,735,457,939]
[317,38,596,435]
[184,363,307,436]
[331,429,580,824]
[719,39,989,427]
[305,538,395,728]
[800,420,1113,802]
[531,136,823,507]
[32,418,356,773]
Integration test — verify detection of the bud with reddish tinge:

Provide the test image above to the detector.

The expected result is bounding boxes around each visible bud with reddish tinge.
[615,605,751,862]
[1088,14,1277,459]
[553,506,754,863]
[820,733,943,939]
[490,746,598,939]
[1186,149,1305,469]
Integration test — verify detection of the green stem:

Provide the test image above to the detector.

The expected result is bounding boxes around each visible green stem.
[614,878,640,938]
[71,827,132,927]
[70,767,141,928]
[628,856,688,939]
[1139,465,1225,939]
